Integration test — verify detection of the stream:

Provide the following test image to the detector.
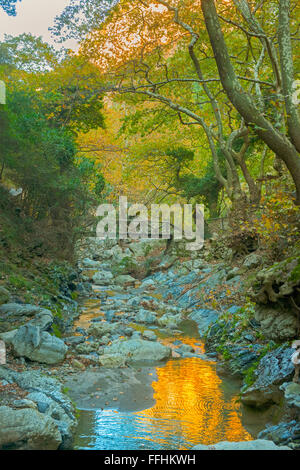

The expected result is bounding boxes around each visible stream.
[72,294,276,450]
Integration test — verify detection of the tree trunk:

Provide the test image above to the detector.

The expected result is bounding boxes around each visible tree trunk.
[201,0,300,204]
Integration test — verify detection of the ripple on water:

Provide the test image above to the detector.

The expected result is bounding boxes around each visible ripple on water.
[74,350,254,450]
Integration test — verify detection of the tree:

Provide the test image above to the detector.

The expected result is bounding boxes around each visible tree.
[200,0,300,203]
[58,0,298,206]
[0,0,21,16]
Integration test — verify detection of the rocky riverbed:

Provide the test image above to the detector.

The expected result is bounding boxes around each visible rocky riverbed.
[0,237,299,450]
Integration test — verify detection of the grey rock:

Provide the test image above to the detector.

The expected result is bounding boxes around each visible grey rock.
[64,336,85,345]
[92,270,114,285]
[280,381,300,409]
[189,309,219,336]
[241,346,294,408]
[0,303,53,325]
[158,313,182,328]
[192,439,290,450]
[135,308,157,324]
[99,353,127,368]
[254,305,298,341]
[0,406,62,450]
[11,325,67,364]
[81,258,103,268]
[142,330,157,341]
[104,338,171,364]
[13,399,37,410]
[243,253,262,269]
[114,274,136,285]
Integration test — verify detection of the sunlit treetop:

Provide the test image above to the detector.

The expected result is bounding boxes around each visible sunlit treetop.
[80,0,196,71]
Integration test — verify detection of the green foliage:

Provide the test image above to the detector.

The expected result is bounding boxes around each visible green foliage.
[0,34,59,72]
[0,0,21,16]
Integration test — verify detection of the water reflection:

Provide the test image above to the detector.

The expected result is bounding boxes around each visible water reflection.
[75,354,252,450]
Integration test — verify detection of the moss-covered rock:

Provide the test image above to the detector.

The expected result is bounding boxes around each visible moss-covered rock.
[251,247,300,340]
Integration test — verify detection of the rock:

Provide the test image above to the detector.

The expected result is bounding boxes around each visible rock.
[0,367,77,449]
[98,354,127,368]
[243,253,262,269]
[135,308,157,324]
[87,322,119,338]
[241,346,294,408]
[189,309,219,336]
[104,338,171,364]
[258,421,300,450]
[158,255,177,270]
[254,305,298,341]
[140,279,155,290]
[226,267,240,281]
[0,287,10,305]
[114,274,136,286]
[0,329,17,344]
[129,239,167,258]
[72,359,85,370]
[177,344,194,354]
[142,330,157,341]
[158,313,182,328]
[13,399,37,410]
[0,306,54,345]
[280,381,300,409]
[11,325,67,364]
[0,303,53,326]
[81,258,102,268]
[192,439,290,450]
[0,406,62,450]
[92,270,114,285]
[25,391,76,449]
[76,342,98,354]
[64,336,85,346]
[252,248,300,305]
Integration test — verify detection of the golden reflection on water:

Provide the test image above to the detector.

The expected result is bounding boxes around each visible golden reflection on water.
[134,341,252,448]
[74,301,253,449]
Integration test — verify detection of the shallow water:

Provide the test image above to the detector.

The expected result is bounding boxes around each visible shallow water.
[73,294,274,450]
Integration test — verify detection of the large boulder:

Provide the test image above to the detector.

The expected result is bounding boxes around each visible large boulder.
[241,346,294,408]
[254,305,298,341]
[250,250,300,340]
[104,338,171,364]
[0,303,53,330]
[192,439,290,450]
[11,325,67,364]
[0,406,62,450]
[280,382,300,410]
[0,367,77,449]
